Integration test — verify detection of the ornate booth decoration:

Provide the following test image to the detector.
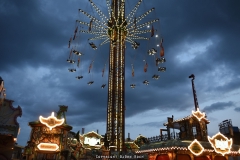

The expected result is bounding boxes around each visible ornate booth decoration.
[188,139,204,156]
[208,132,232,156]
[39,112,64,130]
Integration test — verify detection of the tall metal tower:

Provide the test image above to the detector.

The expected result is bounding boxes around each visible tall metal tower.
[69,0,161,152]
[106,0,126,151]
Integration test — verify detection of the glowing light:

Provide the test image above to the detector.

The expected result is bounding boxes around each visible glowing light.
[39,112,64,130]
[208,132,232,156]
[14,138,17,142]
[192,108,205,121]
[188,139,204,156]
[84,137,101,146]
[37,143,59,151]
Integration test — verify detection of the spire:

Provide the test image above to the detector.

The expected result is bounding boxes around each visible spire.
[189,74,199,111]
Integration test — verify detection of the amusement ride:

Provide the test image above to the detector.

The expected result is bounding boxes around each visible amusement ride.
[66,0,166,152]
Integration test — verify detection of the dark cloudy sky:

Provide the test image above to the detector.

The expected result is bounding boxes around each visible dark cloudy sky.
[1,0,240,146]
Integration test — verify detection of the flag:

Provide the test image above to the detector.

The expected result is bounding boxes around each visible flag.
[73,26,78,40]
[68,37,72,48]
[69,49,72,59]
[102,64,106,77]
[160,38,164,57]
[151,25,154,37]
[89,61,93,73]
[77,58,80,67]
[144,62,148,72]
[131,64,134,77]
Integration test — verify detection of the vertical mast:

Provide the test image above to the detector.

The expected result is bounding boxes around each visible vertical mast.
[107,0,126,151]
[189,74,199,111]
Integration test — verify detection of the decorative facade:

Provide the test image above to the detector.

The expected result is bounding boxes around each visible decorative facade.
[0,77,22,160]
[24,106,73,160]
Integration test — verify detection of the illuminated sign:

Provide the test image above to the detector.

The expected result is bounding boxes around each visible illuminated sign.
[37,143,59,151]
[188,139,204,156]
[208,132,232,156]
[84,137,101,146]
[39,112,64,130]
[192,108,205,121]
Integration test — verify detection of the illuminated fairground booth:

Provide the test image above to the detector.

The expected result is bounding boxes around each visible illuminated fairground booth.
[24,105,75,160]
[0,77,22,160]
[136,108,240,160]
[136,75,240,160]
[24,104,143,159]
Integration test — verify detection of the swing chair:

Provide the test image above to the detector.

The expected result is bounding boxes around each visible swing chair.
[152,74,160,80]
[131,41,140,49]
[89,42,97,50]
[130,84,136,89]
[73,50,84,56]
[76,76,83,79]
[68,69,76,72]
[143,80,149,85]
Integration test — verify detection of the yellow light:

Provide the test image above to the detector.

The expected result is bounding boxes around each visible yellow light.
[37,143,59,151]
[188,139,204,156]
[192,108,205,121]
[208,132,232,156]
[39,112,64,130]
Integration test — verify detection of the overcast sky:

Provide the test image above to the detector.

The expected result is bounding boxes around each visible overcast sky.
[1,0,240,146]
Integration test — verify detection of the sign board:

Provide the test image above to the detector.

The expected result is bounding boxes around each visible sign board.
[39,112,64,130]
[37,143,59,151]
[192,108,205,121]
[208,132,232,156]
[188,139,204,156]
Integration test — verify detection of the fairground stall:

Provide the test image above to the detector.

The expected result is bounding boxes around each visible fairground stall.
[136,75,240,160]
[24,105,74,160]
[0,77,22,160]
[136,110,240,160]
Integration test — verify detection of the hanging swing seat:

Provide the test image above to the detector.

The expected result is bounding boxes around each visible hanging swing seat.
[147,48,157,55]
[156,57,166,64]
[130,84,136,89]
[87,81,94,85]
[89,42,97,50]
[143,80,149,85]
[68,69,76,72]
[73,50,83,56]
[101,84,106,88]
[131,41,140,49]
[76,76,83,79]
[66,59,75,63]
[158,67,166,72]
[152,74,160,80]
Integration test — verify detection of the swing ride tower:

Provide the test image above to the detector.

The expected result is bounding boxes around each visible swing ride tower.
[67,0,163,152]
[106,0,126,151]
